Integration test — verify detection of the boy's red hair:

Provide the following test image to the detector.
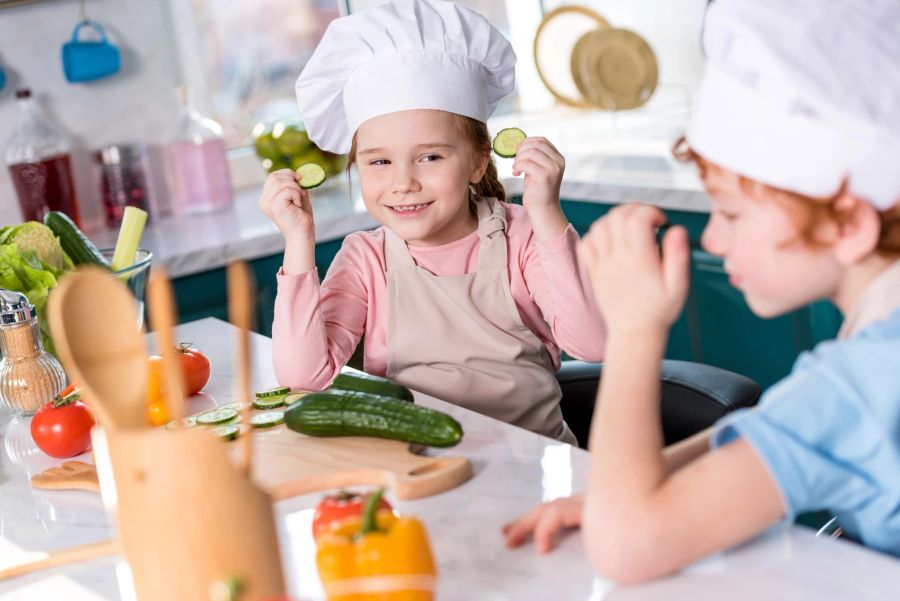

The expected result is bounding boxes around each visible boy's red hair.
[674,137,900,255]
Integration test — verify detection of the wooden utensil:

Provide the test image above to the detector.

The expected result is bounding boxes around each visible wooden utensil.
[47,267,149,430]
[146,267,186,421]
[0,540,120,581]
[106,427,285,600]
[30,461,100,492]
[227,261,254,475]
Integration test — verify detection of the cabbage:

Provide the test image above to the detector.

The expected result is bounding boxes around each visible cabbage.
[0,241,67,356]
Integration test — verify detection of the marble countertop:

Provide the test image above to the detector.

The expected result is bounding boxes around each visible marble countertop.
[1,318,898,600]
[86,180,379,280]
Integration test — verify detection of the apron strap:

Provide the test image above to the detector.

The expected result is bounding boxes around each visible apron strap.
[383,227,417,270]
[475,196,508,272]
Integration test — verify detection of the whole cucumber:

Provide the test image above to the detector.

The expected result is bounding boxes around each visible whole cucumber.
[43,211,110,268]
[329,372,414,402]
[284,390,462,448]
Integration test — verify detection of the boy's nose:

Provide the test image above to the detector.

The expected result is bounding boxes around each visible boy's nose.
[701,224,725,257]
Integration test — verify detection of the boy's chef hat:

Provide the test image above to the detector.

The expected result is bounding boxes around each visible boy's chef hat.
[295,0,516,154]
[687,0,900,209]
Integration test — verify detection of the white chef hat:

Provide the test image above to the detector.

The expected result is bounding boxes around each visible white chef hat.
[295,0,516,154]
[687,0,900,210]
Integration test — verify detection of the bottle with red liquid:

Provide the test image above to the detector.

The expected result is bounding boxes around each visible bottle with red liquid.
[5,89,81,226]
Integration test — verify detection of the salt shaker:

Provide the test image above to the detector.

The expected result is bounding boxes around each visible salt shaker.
[0,289,67,416]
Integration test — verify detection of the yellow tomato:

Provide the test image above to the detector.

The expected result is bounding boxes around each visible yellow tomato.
[147,400,170,427]
[146,356,166,405]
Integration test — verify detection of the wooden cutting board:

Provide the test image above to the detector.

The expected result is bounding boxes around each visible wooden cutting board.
[32,419,473,501]
[236,422,473,501]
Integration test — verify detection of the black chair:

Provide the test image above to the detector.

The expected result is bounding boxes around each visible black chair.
[557,359,762,449]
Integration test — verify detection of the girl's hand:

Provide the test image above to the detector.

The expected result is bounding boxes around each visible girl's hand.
[513,137,565,211]
[258,169,315,242]
[502,495,584,553]
[513,137,568,240]
[578,204,691,337]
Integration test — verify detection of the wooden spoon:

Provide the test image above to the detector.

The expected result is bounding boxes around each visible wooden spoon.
[48,267,149,430]
[227,261,255,476]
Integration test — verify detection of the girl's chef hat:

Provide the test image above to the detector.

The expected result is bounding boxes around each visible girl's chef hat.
[687,0,900,209]
[295,0,516,154]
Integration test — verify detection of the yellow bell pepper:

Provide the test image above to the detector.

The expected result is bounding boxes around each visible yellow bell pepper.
[316,489,437,601]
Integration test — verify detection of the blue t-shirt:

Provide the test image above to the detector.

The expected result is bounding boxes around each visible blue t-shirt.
[712,309,900,556]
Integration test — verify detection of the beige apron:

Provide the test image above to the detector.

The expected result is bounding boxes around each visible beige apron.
[838,260,900,339]
[385,196,577,444]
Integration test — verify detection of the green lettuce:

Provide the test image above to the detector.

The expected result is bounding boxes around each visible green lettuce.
[0,242,67,356]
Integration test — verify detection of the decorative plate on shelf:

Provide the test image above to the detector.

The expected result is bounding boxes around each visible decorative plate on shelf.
[571,27,658,110]
[533,5,610,108]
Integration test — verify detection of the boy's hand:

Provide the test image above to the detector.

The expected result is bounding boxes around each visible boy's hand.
[578,204,691,337]
[502,495,584,553]
[258,169,315,242]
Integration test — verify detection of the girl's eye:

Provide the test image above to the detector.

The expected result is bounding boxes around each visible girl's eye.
[420,154,442,162]
[368,159,390,166]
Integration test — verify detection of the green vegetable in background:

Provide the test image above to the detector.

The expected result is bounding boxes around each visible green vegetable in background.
[0,222,72,273]
[0,226,73,356]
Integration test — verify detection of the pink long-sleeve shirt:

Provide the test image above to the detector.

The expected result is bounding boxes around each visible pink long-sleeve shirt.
[273,202,606,390]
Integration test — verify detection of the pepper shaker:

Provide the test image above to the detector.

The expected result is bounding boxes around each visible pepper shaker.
[0,289,67,416]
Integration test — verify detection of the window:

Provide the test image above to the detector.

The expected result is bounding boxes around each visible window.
[172,0,538,155]
[172,0,340,150]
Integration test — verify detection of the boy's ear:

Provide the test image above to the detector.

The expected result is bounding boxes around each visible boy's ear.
[831,193,881,264]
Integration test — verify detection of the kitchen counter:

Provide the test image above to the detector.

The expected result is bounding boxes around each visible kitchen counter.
[1,318,897,600]
[87,180,379,280]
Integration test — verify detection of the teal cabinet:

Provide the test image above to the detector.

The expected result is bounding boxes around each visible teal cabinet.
[554,198,842,389]
[170,237,347,337]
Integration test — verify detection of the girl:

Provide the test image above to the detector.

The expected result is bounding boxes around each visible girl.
[503,0,900,581]
[259,0,605,444]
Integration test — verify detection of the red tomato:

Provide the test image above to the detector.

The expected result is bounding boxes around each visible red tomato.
[312,490,393,541]
[176,344,211,396]
[30,389,95,458]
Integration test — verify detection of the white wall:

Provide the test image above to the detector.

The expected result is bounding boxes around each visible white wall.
[543,0,708,99]
[0,0,182,228]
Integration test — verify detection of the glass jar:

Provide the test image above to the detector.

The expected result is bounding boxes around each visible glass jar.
[0,289,67,416]
[94,143,154,228]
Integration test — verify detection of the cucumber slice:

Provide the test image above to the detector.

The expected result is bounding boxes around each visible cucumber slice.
[283,392,310,408]
[255,386,291,399]
[165,416,197,430]
[296,163,327,189]
[492,127,527,158]
[253,396,285,410]
[196,407,240,425]
[217,402,249,412]
[250,411,284,429]
[212,424,240,441]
